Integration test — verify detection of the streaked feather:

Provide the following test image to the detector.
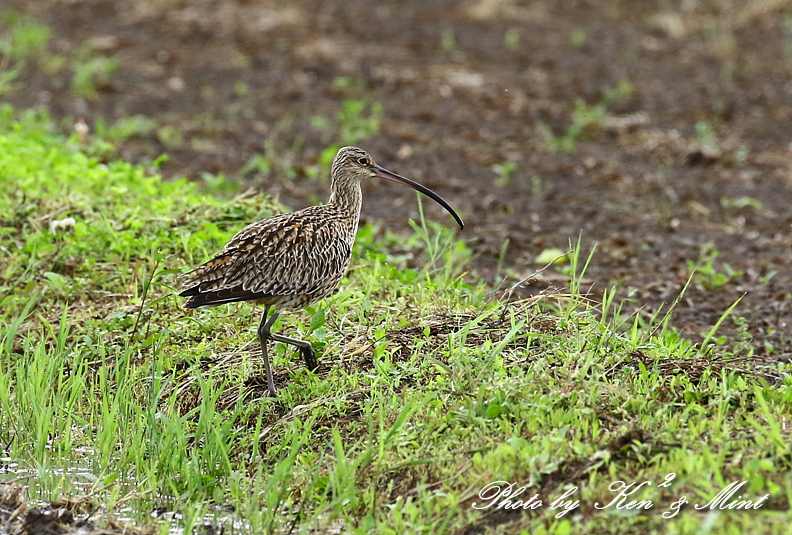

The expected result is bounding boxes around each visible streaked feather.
[180,203,355,310]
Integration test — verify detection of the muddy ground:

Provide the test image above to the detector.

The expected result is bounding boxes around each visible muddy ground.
[4,0,792,356]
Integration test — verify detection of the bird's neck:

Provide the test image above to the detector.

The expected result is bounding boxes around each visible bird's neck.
[328,179,362,221]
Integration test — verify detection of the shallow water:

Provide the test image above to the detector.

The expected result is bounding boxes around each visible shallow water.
[0,453,252,534]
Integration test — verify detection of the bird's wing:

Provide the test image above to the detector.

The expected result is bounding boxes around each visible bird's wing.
[180,211,351,302]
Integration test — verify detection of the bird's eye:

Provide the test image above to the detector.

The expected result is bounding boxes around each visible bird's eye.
[357,157,368,165]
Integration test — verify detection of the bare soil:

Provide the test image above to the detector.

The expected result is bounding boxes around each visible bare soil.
[4,0,792,357]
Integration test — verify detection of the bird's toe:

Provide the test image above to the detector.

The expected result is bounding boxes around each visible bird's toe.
[302,347,319,372]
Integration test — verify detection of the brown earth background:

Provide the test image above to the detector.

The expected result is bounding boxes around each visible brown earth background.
[4,0,792,358]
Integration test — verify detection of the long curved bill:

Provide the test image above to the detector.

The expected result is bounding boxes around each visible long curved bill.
[373,165,464,229]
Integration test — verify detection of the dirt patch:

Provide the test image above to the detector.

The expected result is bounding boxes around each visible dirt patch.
[3,0,792,359]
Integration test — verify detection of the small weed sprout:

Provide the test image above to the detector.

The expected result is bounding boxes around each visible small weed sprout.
[546,79,633,152]
[338,99,382,146]
[98,115,158,142]
[0,12,51,61]
[720,196,763,212]
[315,99,383,173]
[570,28,587,47]
[694,121,720,155]
[491,161,516,188]
[687,243,744,290]
[504,28,519,50]
[441,28,456,52]
[157,125,183,148]
[0,12,52,95]
[71,44,118,99]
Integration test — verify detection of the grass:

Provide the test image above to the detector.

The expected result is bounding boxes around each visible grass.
[0,103,791,534]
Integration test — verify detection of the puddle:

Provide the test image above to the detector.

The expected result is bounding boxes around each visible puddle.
[0,454,252,535]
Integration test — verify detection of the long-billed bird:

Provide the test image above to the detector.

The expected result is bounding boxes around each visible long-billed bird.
[180,146,464,397]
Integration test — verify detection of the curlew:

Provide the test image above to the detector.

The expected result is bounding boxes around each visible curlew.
[180,146,464,397]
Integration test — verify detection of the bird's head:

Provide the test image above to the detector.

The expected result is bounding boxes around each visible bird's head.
[330,146,464,229]
[332,146,379,182]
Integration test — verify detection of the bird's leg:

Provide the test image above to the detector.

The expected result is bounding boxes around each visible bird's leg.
[260,308,318,373]
[268,332,318,372]
[257,306,279,397]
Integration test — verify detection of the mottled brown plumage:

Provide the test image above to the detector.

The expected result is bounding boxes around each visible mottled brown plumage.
[180,146,463,397]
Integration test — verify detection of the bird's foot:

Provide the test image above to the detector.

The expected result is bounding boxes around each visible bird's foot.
[246,374,278,397]
[302,346,318,372]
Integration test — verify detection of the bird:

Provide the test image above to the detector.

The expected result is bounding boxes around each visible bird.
[179,146,464,397]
